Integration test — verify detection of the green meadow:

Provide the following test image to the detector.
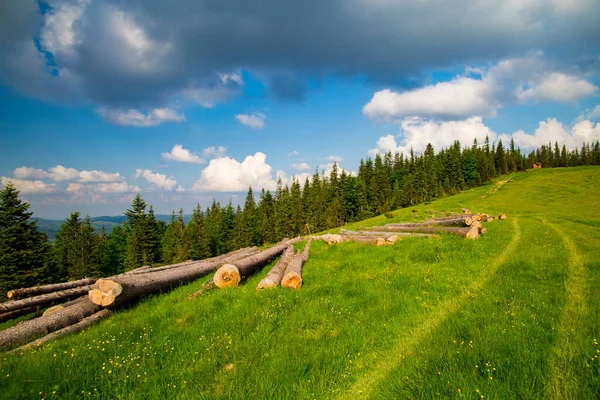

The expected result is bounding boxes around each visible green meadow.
[1,166,599,399]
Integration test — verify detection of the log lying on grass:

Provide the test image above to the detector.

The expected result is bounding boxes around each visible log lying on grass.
[256,246,295,290]
[0,307,41,323]
[88,247,259,307]
[366,225,474,237]
[0,285,94,313]
[341,229,437,238]
[7,278,97,300]
[11,309,112,354]
[0,296,100,351]
[42,296,88,316]
[213,238,301,289]
[126,247,259,275]
[281,240,312,290]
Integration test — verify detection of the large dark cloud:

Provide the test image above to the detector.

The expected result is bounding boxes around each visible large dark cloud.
[1,0,599,108]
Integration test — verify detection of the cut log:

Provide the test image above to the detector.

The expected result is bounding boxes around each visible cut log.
[0,296,100,351]
[127,247,259,275]
[122,265,152,275]
[385,217,471,228]
[257,246,295,290]
[7,278,97,300]
[364,225,473,237]
[88,244,282,307]
[11,309,112,354]
[466,226,480,240]
[0,285,94,314]
[0,307,41,323]
[499,214,507,220]
[282,241,311,290]
[43,296,88,316]
[213,239,299,289]
[342,229,437,238]
[480,227,487,235]
[327,234,345,245]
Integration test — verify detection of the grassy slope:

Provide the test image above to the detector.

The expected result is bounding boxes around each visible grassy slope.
[1,167,599,399]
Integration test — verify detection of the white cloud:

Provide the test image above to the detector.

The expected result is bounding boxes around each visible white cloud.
[162,144,205,164]
[323,155,343,162]
[192,152,277,192]
[517,73,598,103]
[175,185,186,193]
[290,162,311,171]
[500,118,600,151]
[236,113,266,129]
[287,150,299,157]
[368,117,497,155]
[40,0,88,61]
[97,107,185,127]
[92,182,141,193]
[1,177,56,194]
[364,54,598,120]
[589,105,600,119]
[13,165,124,183]
[135,169,178,191]
[13,167,49,180]
[202,146,228,158]
[78,170,124,183]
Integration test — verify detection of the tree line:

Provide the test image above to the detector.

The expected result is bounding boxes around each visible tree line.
[1,138,599,295]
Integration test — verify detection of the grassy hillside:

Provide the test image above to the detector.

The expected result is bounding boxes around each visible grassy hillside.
[2,167,599,399]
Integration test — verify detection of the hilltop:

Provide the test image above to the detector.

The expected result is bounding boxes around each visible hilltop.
[2,166,599,399]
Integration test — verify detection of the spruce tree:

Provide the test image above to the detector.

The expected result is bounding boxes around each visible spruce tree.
[0,184,53,296]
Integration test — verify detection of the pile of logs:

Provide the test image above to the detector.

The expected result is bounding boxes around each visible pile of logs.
[0,243,298,352]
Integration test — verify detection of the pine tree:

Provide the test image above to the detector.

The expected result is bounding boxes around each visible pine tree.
[101,225,127,276]
[0,184,53,296]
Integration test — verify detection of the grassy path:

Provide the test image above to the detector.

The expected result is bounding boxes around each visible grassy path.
[340,218,522,399]
[543,220,589,399]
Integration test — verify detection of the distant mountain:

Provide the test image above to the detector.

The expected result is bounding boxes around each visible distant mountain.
[34,214,192,242]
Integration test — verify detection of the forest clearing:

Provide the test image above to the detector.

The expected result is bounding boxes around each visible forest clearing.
[1,166,599,399]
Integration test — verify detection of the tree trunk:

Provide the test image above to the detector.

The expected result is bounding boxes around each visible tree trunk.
[0,285,94,313]
[256,245,295,290]
[0,296,100,351]
[7,278,97,300]
[88,246,264,307]
[11,309,112,354]
[127,247,259,275]
[365,225,472,237]
[349,229,438,238]
[214,238,301,289]
[0,307,41,323]
[42,296,88,316]
[282,240,311,290]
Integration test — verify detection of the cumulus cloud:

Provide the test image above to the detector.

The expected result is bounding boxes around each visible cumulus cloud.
[364,54,598,120]
[135,169,178,191]
[202,146,228,158]
[589,105,600,119]
[236,113,266,129]
[323,155,343,162]
[162,144,205,164]
[517,73,598,103]
[97,107,185,127]
[290,162,311,171]
[369,115,600,156]
[287,151,300,157]
[67,181,140,194]
[13,165,124,183]
[368,117,496,156]
[1,177,56,194]
[500,118,600,151]
[192,152,277,192]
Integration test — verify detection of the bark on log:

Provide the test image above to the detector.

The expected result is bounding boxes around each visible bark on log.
[7,278,97,300]
[88,246,264,307]
[385,217,471,228]
[256,246,295,290]
[127,247,259,275]
[0,296,100,351]
[364,225,472,237]
[282,241,311,290]
[0,285,94,313]
[11,309,112,354]
[42,296,87,316]
[351,229,438,238]
[122,265,152,275]
[0,307,41,323]
[213,239,299,289]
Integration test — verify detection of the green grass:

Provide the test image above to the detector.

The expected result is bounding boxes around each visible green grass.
[1,166,599,399]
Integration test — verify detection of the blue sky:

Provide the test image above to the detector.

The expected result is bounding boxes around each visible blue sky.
[0,0,599,219]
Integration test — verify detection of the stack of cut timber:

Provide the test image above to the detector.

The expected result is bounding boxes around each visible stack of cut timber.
[214,238,301,289]
[281,240,311,290]
[256,246,295,290]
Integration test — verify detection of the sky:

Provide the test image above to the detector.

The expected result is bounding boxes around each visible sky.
[0,0,599,219]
